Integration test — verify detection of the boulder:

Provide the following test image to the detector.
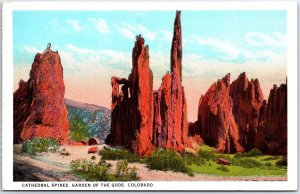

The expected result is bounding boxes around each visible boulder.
[88,137,100,145]
[69,140,87,146]
[217,158,231,165]
[88,146,99,154]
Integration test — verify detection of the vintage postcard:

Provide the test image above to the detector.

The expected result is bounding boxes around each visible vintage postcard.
[2,0,298,191]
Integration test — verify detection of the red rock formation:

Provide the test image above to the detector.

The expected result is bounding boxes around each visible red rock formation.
[88,146,99,154]
[262,83,287,154]
[217,158,232,165]
[152,11,188,152]
[69,140,88,146]
[88,137,100,145]
[230,72,264,150]
[13,45,70,144]
[198,74,244,153]
[107,35,154,156]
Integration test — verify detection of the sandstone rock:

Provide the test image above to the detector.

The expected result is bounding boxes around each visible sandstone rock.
[88,146,99,154]
[107,34,154,156]
[69,140,88,146]
[198,74,244,153]
[184,147,197,156]
[230,72,264,150]
[13,45,70,144]
[153,11,188,152]
[217,158,231,165]
[263,83,287,154]
[88,137,100,145]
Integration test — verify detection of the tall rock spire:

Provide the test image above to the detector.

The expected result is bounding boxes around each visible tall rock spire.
[153,11,188,152]
[107,35,154,156]
[171,11,183,82]
[13,44,70,144]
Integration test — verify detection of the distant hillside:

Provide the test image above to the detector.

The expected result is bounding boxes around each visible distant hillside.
[65,99,111,143]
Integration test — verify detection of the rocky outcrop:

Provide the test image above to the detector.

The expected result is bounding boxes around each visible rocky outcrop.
[107,35,154,156]
[152,11,188,152]
[230,72,264,150]
[108,11,190,156]
[197,74,244,153]
[261,83,287,154]
[13,44,70,144]
[88,137,100,145]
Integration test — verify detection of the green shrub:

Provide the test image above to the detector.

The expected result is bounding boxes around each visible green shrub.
[70,159,139,181]
[197,149,216,161]
[114,160,139,181]
[98,147,139,162]
[276,157,287,167]
[216,165,229,172]
[247,149,263,157]
[91,155,96,160]
[70,115,91,141]
[22,137,60,155]
[262,156,280,161]
[184,154,207,166]
[263,162,274,170]
[232,158,263,168]
[145,149,193,176]
[234,149,262,158]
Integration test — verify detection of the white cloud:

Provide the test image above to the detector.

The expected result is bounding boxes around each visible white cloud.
[119,27,135,40]
[48,19,69,33]
[89,18,110,33]
[66,19,84,32]
[160,30,173,42]
[118,23,156,41]
[22,45,40,54]
[192,35,253,60]
[245,32,286,47]
[63,44,131,72]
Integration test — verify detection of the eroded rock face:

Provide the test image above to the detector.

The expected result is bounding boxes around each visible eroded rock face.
[153,11,188,152]
[230,72,264,150]
[13,48,70,144]
[197,74,244,153]
[262,83,287,154]
[107,35,154,156]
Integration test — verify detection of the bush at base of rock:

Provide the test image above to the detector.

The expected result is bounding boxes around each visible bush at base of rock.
[216,165,230,172]
[98,147,139,162]
[234,148,263,158]
[22,137,60,155]
[145,149,193,176]
[60,148,71,156]
[276,157,287,167]
[69,159,139,181]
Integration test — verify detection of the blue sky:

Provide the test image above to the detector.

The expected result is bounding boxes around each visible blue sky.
[13,11,287,121]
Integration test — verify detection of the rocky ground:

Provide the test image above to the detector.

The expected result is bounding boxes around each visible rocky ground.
[13,145,287,182]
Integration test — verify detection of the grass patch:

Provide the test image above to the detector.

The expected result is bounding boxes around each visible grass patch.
[234,148,263,158]
[22,137,60,155]
[145,149,193,176]
[70,159,139,181]
[216,165,230,172]
[232,158,263,168]
[190,163,286,176]
[184,145,287,177]
[98,147,139,162]
[276,157,287,167]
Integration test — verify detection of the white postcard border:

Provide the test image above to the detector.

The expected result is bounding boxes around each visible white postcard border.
[2,0,298,191]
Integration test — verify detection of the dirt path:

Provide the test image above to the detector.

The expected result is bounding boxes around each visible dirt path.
[13,145,287,181]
